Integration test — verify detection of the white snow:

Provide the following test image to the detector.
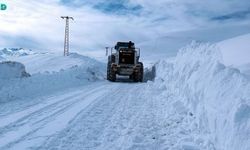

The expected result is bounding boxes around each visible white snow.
[9,52,103,74]
[217,33,250,69]
[0,24,250,150]
[238,63,250,76]
[0,50,105,103]
[0,82,110,150]
[0,61,30,80]
[0,56,5,61]
[155,42,250,150]
[0,48,34,57]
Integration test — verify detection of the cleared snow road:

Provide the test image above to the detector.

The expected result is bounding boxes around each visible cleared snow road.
[0,82,112,149]
[0,81,165,150]
[0,80,201,150]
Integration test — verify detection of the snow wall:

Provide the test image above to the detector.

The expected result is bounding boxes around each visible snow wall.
[0,60,105,103]
[0,61,30,79]
[155,42,250,150]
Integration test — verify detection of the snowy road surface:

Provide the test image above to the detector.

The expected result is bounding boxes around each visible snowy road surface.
[0,81,195,150]
[0,80,203,150]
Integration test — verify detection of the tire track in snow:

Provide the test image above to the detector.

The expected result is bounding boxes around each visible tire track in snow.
[0,82,114,150]
[0,80,206,150]
[37,83,163,150]
[114,83,164,150]
[38,83,127,149]
[0,83,105,128]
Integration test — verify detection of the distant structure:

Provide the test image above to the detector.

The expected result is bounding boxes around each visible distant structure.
[105,47,109,56]
[61,16,74,56]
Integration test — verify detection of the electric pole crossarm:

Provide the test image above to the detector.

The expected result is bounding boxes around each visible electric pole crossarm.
[61,16,74,20]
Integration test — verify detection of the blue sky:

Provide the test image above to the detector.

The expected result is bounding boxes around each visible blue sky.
[0,0,250,53]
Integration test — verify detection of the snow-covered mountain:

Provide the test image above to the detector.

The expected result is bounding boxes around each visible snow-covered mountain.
[0,55,4,61]
[0,48,34,57]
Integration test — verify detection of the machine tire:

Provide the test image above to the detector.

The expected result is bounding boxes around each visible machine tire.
[107,55,116,82]
[133,62,143,82]
[108,65,116,82]
[109,68,116,82]
[129,75,133,80]
[111,55,115,63]
[133,72,140,82]
[107,56,116,82]
[107,62,111,81]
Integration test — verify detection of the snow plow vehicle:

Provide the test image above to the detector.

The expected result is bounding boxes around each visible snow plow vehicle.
[106,41,143,82]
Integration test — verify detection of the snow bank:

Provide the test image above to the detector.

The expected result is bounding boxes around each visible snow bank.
[0,61,30,79]
[0,64,104,103]
[218,33,250,66]
[144,65,156,82]
[0,53,105,103]
[8,52,101,74]
[0,56,5,61]
[155,42,250,150]
[238,63,250,76]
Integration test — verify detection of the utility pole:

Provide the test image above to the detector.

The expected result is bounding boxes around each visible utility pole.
[105,47,109,56]
[61,16,74,56]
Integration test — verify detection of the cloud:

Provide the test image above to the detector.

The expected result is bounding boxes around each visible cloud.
[61,0,142,15]
[0,0,156,53]
[211,9,250,21]
[0,0,249,55]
